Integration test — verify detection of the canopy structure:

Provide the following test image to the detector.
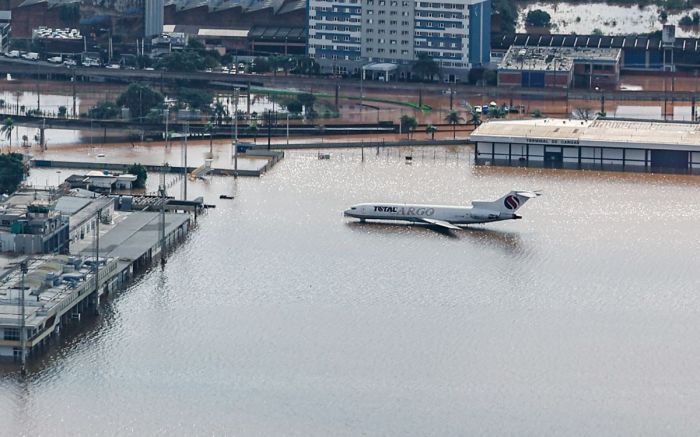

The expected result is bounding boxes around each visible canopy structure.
[361,62,397,81]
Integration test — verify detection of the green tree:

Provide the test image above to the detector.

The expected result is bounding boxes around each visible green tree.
[1,117,14,149]
[297,93,316,114]
[412,53,440,81]
[211,99,228,126]
[156,50,206,72]
[532,109,543,118]
[490,106,507,119]
[400,115,418,139]
[525,9,552,27]
[444,110,463,139]
[58,105,67,118]
[252,57,271,73]
[425,124,438,139]
[116,84,164,120]
[127,163,147,189]
[493,0,517,33]
[469,110,482,127]
[0,153,24,194]
[290,56,320,75]
[88,101,121,120]
[286,100,303,115]
[177,88,212,112]
[248,122,258,143]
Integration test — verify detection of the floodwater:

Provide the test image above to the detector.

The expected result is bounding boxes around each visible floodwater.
[517,1,700,37]
[4,147,700,435]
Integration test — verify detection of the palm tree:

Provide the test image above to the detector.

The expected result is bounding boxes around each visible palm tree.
[212,100,228,126]
[1,117,14,150]
[444,110,463,139]
[468,110,482,128]
[425,124,437,140]
[400,115,417,139]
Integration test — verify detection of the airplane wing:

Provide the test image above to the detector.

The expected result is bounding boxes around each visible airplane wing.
[420,218,461,230]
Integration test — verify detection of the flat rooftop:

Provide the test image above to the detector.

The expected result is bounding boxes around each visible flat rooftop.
[0,255,111,329]
[499,46,621,72]
[79,211,190,262]
[470,118,700,151]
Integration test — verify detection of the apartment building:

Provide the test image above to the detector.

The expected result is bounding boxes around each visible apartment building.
[307,0,490,81]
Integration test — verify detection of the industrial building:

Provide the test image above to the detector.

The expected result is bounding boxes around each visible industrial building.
[0,210,192,360]
[470,118,700,173]
[307,0,491,81]
[162,0,306,55]
[491,25,699,73]
[497,46,621,89]
[0,189,69,255]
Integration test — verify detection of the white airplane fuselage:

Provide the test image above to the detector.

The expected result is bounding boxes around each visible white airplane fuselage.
[344,203,517,225]
[344,190,540,229]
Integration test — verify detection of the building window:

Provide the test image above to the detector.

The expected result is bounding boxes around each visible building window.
[4,328,19,341]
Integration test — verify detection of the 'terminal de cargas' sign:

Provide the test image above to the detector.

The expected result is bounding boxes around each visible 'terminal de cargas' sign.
[374,206,435,216]
[526,137,580,145]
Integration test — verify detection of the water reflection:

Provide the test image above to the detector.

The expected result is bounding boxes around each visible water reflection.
[2,149,700,435]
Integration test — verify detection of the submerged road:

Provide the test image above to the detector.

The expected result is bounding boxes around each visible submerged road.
[0,58,698,102]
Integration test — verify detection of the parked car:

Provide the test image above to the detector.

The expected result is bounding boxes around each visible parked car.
[21,52,39,61]
[5,50,20,58]
[47,56,62,64]
[63,59,77,66]
[105,64,121,69]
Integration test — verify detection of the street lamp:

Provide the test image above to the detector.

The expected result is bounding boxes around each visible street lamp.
[56,170,62,187]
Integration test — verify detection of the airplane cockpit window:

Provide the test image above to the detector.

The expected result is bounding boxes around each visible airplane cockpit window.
[351,207,357,210]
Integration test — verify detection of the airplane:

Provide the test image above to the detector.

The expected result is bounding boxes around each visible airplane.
[343,190,541,230]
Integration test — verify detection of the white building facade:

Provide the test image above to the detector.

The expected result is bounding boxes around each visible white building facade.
[307,0,491,80]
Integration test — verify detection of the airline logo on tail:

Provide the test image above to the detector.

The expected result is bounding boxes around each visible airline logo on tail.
[504,195,520,210]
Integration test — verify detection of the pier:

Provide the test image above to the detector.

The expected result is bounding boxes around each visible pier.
[0,210,193,361]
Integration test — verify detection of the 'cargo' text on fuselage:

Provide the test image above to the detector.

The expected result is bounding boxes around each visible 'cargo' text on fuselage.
[373,206,436,216]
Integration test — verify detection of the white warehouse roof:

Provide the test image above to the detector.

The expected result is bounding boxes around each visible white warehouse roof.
[471,118,700,152]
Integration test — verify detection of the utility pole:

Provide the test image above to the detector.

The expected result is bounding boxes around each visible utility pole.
[247,81,251,116]
[159,165,167,268]
[72,72,77,118]
[267,110,272,149]
[164,108,169,148]
[19,260,28,374]
[94,209,100,298]
[36,78,40,112]
[182,122,188,200]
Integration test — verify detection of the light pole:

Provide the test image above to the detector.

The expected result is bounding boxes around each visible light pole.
[286,112,290,146]
[164,108,169,148]
[19,260,27,374]
[56,170,62,187]
[360,65,364,110]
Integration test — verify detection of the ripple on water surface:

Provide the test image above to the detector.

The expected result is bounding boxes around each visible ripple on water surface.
[5,148,700,436]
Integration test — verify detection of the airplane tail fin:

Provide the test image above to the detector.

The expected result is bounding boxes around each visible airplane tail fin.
[472,190,542,213]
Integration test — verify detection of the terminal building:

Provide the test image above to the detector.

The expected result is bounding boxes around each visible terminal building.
[497,46,621,89]
[470,118,700,173]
